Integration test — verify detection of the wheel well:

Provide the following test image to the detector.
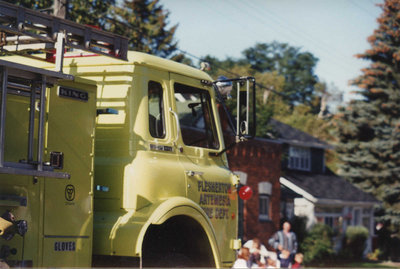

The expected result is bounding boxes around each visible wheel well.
[142,215,215,267]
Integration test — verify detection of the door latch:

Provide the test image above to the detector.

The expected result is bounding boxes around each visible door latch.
[186,171,204,177]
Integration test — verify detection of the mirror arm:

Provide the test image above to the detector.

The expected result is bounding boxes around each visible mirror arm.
[250,78,257,138]
[236,81,241,136]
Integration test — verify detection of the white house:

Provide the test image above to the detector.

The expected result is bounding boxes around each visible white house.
[269,119,378,253]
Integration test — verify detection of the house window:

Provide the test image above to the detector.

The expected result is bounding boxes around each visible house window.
[258,181,272,221]
[325,217,334,227]
[288,146,311,171]
[259,194,270,221]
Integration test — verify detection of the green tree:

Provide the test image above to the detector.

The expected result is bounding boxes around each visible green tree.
[335,0,400,230]
[8,0,115,28]
[110,0,178,58]
[272,82,335,142]
[242,42,319,109]
[255,71,286,137]
[4,0,52,10]
[201,55,238,78]
[68,0,115,28]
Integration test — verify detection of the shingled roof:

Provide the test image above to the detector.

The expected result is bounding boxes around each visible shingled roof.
[281,170,377,203]
[269,118,332,149]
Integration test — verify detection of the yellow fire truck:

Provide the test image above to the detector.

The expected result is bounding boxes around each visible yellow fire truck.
[0,2,255,267]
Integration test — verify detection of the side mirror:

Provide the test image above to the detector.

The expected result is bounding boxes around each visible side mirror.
[214,76,256,141]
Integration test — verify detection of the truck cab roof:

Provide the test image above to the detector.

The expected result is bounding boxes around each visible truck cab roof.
[2,51,213,82]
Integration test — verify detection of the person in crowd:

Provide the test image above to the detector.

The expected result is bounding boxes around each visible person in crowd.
[249,252,265,268]
[268,221,298,268]
[244,238,279,268]
[232,247,251,268]
[291,253,304,268]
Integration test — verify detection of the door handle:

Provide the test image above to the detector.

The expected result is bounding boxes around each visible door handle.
[186,170,204,177]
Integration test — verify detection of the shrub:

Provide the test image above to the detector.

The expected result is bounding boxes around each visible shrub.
[301,223,334,265]
[342,226,369,260]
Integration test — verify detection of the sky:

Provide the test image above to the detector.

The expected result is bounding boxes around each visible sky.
[159,0,383,103]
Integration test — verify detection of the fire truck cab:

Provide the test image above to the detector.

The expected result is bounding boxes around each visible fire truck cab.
[0,2,255,267]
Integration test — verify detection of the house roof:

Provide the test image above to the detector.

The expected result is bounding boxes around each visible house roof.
[281,184,302,199]
[281,170,378,204]
[269,118,332,149]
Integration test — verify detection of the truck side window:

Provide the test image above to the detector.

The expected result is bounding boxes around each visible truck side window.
[174,83,219,149]
[148,81,165,138]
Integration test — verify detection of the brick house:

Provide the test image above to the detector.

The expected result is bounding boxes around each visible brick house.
[217,102,282,246]
[226,138,282,245]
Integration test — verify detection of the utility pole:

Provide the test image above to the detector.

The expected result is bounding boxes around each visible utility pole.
[53,0,68,19]
[53,0,68,72]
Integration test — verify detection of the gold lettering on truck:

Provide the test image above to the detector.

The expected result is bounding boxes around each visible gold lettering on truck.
[197,180,233,220]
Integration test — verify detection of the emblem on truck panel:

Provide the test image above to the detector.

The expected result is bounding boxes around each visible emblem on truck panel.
[58,87,88,102]
[150,144,173,152]
[65,185,75,201]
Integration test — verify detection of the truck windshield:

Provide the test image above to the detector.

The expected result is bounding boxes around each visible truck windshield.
[174,83,219,150]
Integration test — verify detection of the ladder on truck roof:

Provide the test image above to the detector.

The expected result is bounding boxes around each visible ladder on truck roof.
[0,1,129,71]
[0,59,72,179]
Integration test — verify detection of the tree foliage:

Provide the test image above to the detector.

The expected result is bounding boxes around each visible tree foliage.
[203,42,320,111]
[4,0,52,10]
[8,0,115,28]
[242,42,319,109]
[202,41,326,134]
[109,0,178,58]
[335,0,400,230]
[201,55,239,78]
[68,0,115,28]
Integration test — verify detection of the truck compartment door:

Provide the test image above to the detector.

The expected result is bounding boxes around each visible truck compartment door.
[42,81,96,267]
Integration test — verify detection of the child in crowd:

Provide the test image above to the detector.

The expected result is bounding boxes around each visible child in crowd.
[291,253,304,268]
[232,247,251,268]
[244,238,280,268]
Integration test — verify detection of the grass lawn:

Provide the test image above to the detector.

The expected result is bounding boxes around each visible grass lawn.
[306,260,400,268]
[343,261,397,268]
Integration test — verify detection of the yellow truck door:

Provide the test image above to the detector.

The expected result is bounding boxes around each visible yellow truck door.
[169,73,237,265]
